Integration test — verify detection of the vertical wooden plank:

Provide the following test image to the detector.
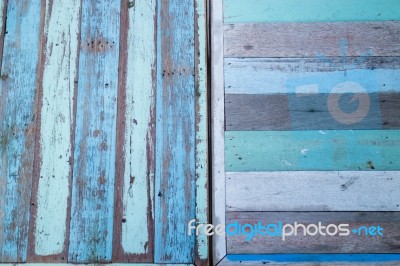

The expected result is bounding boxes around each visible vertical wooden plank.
[68,0,120,263]
[210,0,227,263]
[113,0,156,262]
[0,0,42,262]
[194,0,209,264]
[155,0,195,263]
[0,0,7,70]
[28,0,81,262]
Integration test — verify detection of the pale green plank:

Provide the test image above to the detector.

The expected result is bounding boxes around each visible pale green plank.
[224,0,400,23]
[225,130,400,171]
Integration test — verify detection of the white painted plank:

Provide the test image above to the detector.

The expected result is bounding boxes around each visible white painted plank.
[211,0,226,263]
[226,172,400,211]
[33,0,80,257]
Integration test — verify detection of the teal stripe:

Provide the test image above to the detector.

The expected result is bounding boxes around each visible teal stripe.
[225,130,400,171]
[224,0,400,23]
[0,0,42,261]
[68,0,120,262]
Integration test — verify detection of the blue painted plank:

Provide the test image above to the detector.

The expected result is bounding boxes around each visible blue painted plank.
[0,0,42,262]
[225,254,400,263]
[68,0,120,263]
[28,0,81,261]
[225,130,400,171]
[224,0,400,23]
[155,0,196,263]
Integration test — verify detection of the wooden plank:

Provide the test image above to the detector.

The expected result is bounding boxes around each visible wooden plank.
[225,130,400,171]
[226,212,400,253]
[224,57,400,95]
[225,93,400,130]
[154,0,195,263]
[68,0,120,263]
[0,0,42,262]
[0,0,7,70]
[211,0,227,262]
[224,22,400,58]
[219,255,400,266]
[224,0,400,23]
[226,172,400,211]
[112,0,156,262]
[27,0,80,262]
[194,0,209,264]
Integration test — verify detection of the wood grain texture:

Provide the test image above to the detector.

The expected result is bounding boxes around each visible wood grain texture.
[224,57,400,95]
[225,93,400,130]
[224,0,400,23]
[0,0,6,71]
[194,0,209,264]
[225,130,400,171]
[224,22,400,58]
[0,0,42,262]
[154,0,196,263]
[28,0,81,261]
[226,172,400,211]
[226,212,400,254]
[68,0,120,263]
[113,0,156,262]
[210,0,227,262]
[220,255,400,266]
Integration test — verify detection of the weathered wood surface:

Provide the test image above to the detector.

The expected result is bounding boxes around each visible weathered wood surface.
[28,0,81,262]
[224,0,400,23]
[219,255,400,266]
[0,0,42,262]
[224,57,400,95]
[227,212,400,254]
[194,0,209,264]
[225,93,400,130]
[68,0,120,263]
[226,172,400,211]
[113,0,156,262]
[224,22,400,58]
[154,0,196,263]
[225,130,400,171]
[211,0,227,262]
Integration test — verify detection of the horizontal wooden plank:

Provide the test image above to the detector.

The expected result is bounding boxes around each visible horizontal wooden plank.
[224,57,400,94]
[225,130,400,171]
[224,22,400,57]
[224,0,400,23]
[220,255,400,266]
[225,93,400,130]
[226,172,400,211]
[226,212,400,253]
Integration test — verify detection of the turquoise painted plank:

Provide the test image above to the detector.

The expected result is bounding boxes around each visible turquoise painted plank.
[225,58,400,94]
[28,0,80,261]
[224,254,400,264]
[0,0,42,262]
[155,0,196,263]
[68,0,120,263]
[0,0,6,68]
[195,0,208,264]
[112,0,156,262]
[225,130,400,171]
[224,0,400,23]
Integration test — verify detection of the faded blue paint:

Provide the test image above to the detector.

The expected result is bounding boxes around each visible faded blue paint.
[225,59,400,94]
[68,0,120,263]
[0,0,41,261]
[155,0,196,263]
[224,0,400,23]
[226,254,400,263]
[225,130,400,171]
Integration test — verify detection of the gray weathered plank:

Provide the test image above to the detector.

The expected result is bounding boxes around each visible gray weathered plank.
[226,172,400,211]
[224,22,400,57]
[226,212,400,253]
[225,93,400,130]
